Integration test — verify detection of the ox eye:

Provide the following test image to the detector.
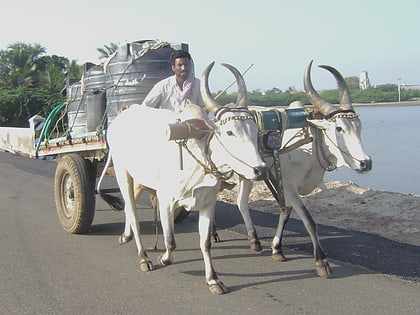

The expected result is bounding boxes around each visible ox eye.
[226,130,234,136]
[336,126,344,133]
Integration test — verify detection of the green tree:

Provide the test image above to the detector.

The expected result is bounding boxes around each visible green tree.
[37,55,68,91]
[0,42,46,87]
[0,42,69,126]
[97,42,118,59]
[0,86,64,126]
[345,76,359,90]
[65,59,82,80]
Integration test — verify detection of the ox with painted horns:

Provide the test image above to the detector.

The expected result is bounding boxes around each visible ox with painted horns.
[98,62,267,295]
[304,60,372,172]
[221,60,372,279]
[267,61,373,276]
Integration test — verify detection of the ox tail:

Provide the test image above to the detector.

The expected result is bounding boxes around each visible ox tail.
[96,150,125,211]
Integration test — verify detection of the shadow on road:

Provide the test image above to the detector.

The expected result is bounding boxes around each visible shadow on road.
[211,201,420,282]
[89,200,420,282]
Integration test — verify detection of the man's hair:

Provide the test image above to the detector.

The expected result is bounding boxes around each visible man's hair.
[170,50,191,65]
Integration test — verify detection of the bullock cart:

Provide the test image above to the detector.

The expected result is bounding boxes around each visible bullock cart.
[0,40,190,234]
[0,38,310,238]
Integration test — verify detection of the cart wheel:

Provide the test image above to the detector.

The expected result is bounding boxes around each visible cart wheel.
[54,154,96,234]
[174,207,189,223]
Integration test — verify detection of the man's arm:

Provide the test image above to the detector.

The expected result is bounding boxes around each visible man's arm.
[192,77,205,108]
[141,83,163,108]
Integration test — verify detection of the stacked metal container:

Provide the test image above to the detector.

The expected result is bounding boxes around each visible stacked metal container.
[66,63,107,136]
[65,40,188,137]
[105,40,188,125]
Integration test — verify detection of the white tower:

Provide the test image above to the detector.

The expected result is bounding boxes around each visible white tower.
[359,71,371,90]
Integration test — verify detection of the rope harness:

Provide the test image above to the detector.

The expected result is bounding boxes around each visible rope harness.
[275,109,362,172]
[178,107,257,180]
[312,110,362,171]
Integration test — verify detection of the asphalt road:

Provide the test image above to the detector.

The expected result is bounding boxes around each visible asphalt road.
[1,151,419,314]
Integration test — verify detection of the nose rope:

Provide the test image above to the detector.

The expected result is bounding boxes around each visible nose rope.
[181,134,234,180]
[313,128,337,171]
[213,115,260,172]
[181,109,262,179]
[320,125,364,164]
[323,112,365,163]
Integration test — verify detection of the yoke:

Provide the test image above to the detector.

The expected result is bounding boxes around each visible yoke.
[249,106,311,208]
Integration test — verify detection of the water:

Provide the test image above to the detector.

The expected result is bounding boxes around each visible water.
[324,104,420,195]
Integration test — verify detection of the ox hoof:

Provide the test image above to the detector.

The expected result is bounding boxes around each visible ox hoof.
[249,239,262,252]
[248,230,262,252]
[212,232,221,243]
[118,233,133,245]
[271,253,287,262]
[315,260,332,277]
[158,255,172,266]
[139,258,153,272]
[207,279,228,295]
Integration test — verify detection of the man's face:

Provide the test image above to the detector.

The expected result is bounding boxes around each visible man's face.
[172,57,191,82]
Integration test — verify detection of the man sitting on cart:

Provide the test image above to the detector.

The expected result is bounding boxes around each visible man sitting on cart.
[141,50,234,191]
[141,50,204,111]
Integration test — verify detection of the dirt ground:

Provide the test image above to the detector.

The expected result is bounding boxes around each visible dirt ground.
[218,179,420,247]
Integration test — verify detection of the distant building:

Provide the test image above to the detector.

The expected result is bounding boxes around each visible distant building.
[359,71,371,90]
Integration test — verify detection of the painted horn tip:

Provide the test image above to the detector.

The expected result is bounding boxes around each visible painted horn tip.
[220,63,235,71]
[318,64,337,73]
[306,60,314,70]
[204,61,215,72]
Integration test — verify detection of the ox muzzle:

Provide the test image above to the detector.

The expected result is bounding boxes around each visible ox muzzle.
[358,157,372,173]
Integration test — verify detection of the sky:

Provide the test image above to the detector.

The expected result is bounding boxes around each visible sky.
[1,0,419,92]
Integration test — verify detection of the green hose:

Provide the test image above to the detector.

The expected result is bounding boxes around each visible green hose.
[35,102,66,157]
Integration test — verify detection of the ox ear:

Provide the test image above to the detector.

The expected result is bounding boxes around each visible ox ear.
[307,117,330,130]
[186,119,213,139]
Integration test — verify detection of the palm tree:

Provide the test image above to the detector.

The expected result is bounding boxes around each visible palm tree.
[38,55,70,91]
[0,42,46,87]
[97,42,118,59]
[65,59,82,79]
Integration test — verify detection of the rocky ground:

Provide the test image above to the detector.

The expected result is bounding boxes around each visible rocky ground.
[218,179,420,247]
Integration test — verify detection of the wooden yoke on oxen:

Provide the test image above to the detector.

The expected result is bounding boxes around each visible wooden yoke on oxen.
[166,119,210,141]
[250,106,308,152]
[249,106,309,207]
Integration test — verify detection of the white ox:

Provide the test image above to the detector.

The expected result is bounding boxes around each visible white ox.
[97,62,268,295]
[217,61,372,277]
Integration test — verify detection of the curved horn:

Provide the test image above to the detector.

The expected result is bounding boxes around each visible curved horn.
[221,63,248,108]
[304,60,336,116]
[200,61,221,114]
[319,64,353,110]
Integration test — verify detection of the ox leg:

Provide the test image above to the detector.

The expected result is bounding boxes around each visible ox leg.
[210,220,220,243]
[199,207,228,295]
[118,184,145,245]
[271,206,292,262]
[237,179,262,252]
[149,191,160,250]
[117,174,153,272]
[157,201,176,266]
[278,196,331,277]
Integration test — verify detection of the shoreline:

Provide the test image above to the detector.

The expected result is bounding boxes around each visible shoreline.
[353,100,420,107]
[218,179,420,247]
